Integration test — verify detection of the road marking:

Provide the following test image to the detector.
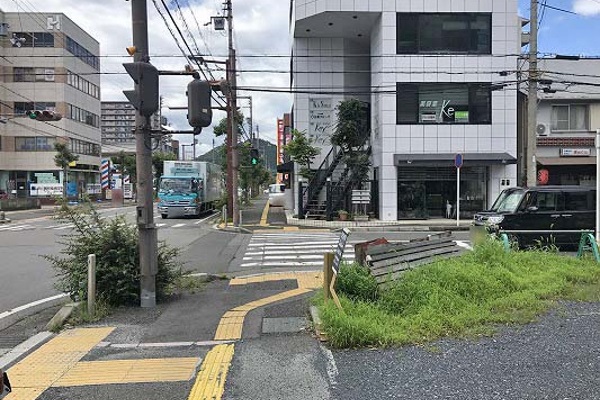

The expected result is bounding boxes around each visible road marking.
[195,212,218,225]
[102,340,236,349]
[0,224,34,231]
[319,344,339,387]
[54,357,200,387]
[259,202,270,227]
[187,344,234,400]
[53,224,74,230]
[6,327,114,399]
[156,223,167,227]
[172,223,186,228]
[243,254,354,261]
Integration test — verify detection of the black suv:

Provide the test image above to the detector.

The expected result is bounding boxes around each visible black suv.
[473,186,596,248]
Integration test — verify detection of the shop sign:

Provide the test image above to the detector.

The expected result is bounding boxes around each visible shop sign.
[30,183,62,196]
[560,148,591,157]
[309,98,333,141]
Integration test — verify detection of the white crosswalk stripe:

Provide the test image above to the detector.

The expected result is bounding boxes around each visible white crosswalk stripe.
[0,224,36,232]
[240,232,357,269]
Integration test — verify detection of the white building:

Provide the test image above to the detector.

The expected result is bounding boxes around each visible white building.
[0,11,101,199]
[291,0,520,220]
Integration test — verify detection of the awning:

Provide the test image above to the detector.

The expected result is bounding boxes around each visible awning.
[537,156,597,166]
[394,153,517,167]
[276,161,294,173]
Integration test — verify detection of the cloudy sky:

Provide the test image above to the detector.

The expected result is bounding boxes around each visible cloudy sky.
[2,0,599,158]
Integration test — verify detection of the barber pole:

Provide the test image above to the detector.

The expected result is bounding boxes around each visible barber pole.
[101,159,110,190]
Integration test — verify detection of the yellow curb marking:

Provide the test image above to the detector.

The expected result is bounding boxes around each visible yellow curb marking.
[6,327,114,400]
[259,201,270,227]
[187,344,234,400]
[54,357,199,387]
[230,271,323,290]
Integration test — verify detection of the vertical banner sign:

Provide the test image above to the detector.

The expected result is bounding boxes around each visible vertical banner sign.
[101,159,110,190]
[309,98,333,143]
[454,154,463,227]
[276,119,285,183]
[330,228,351,311]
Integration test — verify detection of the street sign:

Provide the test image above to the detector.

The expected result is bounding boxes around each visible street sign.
[332,228,351,275]
[454,153,463,169]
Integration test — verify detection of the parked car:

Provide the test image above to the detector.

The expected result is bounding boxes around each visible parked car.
[268,184,286,207]
[473,185,596,249]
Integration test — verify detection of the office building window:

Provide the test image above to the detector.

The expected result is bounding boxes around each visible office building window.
[66,36,99,70]
[551,105,588,131]
[11,32,54,48]
[13,67,55,82]
[396,83,492,124]
[15,136,55,151]
[66,71,100,99]
[397,13,491,54]
[70,138,100,156]
[14,102,56,115]
[67,104,99,128]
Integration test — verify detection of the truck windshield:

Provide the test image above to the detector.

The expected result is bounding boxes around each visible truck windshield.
[490,189,525,213]
[160,179,191,193]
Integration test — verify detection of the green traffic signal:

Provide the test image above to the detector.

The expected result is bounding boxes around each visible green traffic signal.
[250,148,259,165]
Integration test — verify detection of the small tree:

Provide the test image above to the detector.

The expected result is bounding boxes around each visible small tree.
[54,142,78,199]
[111,151,137,185]
[45,200,182,306]
[330,99,371,188]
[284,130,320,180]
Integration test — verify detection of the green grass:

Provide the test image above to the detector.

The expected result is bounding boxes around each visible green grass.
[317,240,600,348]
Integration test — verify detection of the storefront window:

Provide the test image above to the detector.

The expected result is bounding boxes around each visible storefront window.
[397,166,487,219]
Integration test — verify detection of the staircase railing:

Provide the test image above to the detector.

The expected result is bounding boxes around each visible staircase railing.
[301,146,343,214]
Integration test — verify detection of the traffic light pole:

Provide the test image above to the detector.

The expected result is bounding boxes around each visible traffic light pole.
[526,0,538,187]
[130,0,157,308]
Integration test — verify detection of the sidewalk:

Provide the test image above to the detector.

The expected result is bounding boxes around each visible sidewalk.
[2,200,137,222]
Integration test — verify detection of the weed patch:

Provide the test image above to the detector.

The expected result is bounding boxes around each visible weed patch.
[318,240,600,348]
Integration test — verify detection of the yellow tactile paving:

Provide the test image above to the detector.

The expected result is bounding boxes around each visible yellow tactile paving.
[229,271,323,289]
[283,226,300,231]
[54,357,199,387]
[187,344,234,400]
[259,202,270,227]
[5,327,114,400]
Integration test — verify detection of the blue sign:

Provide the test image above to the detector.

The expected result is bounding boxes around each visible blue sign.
[454,153,463,169]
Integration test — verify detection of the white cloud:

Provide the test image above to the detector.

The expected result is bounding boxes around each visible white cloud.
[573,0,600,16]
[2,0,287,155]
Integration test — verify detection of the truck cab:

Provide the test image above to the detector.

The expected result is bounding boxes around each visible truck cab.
[157,176,204,219]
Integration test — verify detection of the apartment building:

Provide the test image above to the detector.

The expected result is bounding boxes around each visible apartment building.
[0,10,101,198]
[101,101,176,158]
[291,0,520,220]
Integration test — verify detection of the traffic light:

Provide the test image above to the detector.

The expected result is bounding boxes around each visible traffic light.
[187,79,212,128]
[25,110,62,121]
[250,148,260,165]
[123,62,159,117]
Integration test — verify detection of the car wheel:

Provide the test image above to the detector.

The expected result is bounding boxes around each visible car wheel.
[161,214,168,219]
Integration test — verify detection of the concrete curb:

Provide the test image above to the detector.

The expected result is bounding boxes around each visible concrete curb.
[331,225,471,232]
[309,305,327,342]
[45,302,80,332]
[0,294,69,332]
[0,331,54,370]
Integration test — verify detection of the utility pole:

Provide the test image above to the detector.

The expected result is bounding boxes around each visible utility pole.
[129,0,157,308]
[226,0,240,227]
[526,0,538,187]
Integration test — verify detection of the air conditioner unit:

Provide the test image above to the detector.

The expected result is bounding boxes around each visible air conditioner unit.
[536,123,549,136]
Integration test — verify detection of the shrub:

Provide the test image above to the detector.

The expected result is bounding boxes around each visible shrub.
[336,262,379,302]
[44,201,182,307]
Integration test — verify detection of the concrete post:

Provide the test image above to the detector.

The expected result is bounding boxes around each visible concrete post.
[87,254,96,316]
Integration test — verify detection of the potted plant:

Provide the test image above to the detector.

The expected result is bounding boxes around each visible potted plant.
[338,210,349,221]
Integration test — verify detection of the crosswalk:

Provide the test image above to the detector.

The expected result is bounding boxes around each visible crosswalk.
[240,232,358,269]
[0,221,204,233]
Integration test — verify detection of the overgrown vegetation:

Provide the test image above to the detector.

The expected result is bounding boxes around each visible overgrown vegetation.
[318,240,600,348]
[44,201,183,307]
